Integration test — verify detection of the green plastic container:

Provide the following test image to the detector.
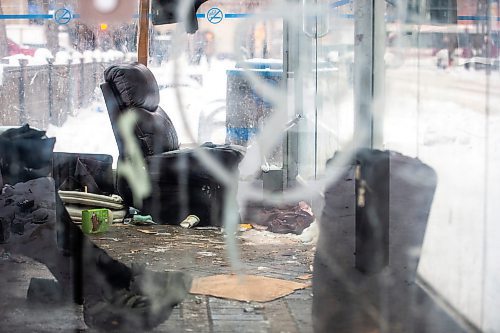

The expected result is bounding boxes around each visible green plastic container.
[82,209,110,234]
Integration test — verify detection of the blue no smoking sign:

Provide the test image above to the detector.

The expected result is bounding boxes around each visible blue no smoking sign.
[207,7,223,24]
[54,8,72,25]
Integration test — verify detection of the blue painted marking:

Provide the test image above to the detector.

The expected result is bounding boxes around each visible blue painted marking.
[196,13,206,18]
[0,14,52,20]
[227,127,258,143]
[458,15,500,21]
[54,8,72,25]
[338,14,354,19]
[207,7,223,24]
[225,13,250,18]
[331,0,351,9]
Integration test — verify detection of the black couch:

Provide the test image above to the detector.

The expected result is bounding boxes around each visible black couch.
[101,62,244,226]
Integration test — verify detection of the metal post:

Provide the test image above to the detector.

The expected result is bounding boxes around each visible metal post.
[67,58,73,119]
[283,0,301,189]
[47,57,54,123]
[353,0,389,276]
[138,0,151,66]
[79,57,85,108]
[353,0,385,149]
[93,57,98,89]
[18,58,28,125]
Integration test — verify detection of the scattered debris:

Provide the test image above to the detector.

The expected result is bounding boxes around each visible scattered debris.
[180,215,200,229]
[196,251,216,257]
[149,246,170,253]
[239,229,301,245]
[137,229,158,235]
[239,224,253,232]
[251,224,268,231]
[299,220,319,244]
[112,223,130,227]
[206,240,225,245]
[243,307,254,313]
[97,237,120,242]
[124,214,156,226]
[257,266,269,271]
[244,201,315,235]
[194,226,219,231]
[296,274,313,280]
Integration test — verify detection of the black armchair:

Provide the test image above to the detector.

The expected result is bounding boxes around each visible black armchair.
[100,62,244,226]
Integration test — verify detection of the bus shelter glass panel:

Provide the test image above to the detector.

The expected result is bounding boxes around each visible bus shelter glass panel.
[148,1,284,159]
[0,1,140,161]
[382,1,500,331]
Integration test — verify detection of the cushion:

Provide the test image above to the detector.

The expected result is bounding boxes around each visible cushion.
[104,63,160,112]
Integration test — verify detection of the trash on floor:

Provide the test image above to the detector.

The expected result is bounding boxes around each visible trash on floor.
[190,274,309,302]
[124,214,156,226]
[137,229,159,235]
[180,215,200,228]
[298,220,319,244]
[243,201,315,235]
[81,208,111,234]
[196,251,217,257]
[239,223,253,232]
[296,273,313,280]
[238,229,301,245]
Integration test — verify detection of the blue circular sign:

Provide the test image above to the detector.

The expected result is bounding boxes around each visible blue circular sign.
[54,8,72,25]
[207,7,223,24]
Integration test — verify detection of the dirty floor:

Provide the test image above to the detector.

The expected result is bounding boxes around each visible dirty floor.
[0,224,315,333]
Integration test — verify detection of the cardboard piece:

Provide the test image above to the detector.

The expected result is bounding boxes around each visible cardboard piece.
[190,274,309,302]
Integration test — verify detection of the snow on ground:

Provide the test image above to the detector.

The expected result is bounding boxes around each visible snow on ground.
[46,100,119,166]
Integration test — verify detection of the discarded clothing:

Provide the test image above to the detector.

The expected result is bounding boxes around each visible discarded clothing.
[244,201,315,235]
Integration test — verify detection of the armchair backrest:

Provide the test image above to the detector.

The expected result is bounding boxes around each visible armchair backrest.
[101,62,179,160]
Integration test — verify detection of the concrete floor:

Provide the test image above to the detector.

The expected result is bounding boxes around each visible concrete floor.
[0,225,315,333]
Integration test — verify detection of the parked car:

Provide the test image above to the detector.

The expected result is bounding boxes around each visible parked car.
[7,38,36,57]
